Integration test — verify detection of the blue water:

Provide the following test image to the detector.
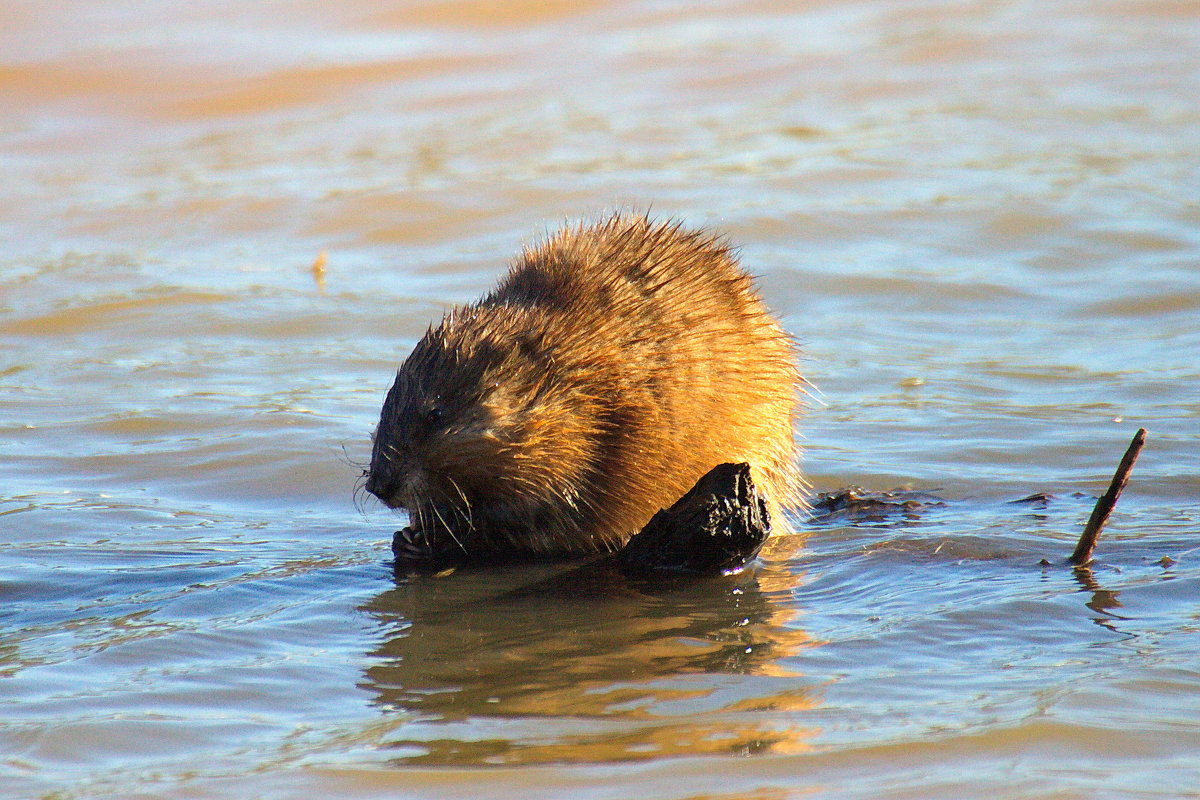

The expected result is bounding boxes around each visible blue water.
[2,0,1199,797]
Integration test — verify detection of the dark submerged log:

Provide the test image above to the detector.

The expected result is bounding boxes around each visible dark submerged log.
[618,462,771,578]
[809,486,944,524]
[393,462,773,578]
[390,429,1150,579]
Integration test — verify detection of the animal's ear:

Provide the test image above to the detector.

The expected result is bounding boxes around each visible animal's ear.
[515,331,545,359]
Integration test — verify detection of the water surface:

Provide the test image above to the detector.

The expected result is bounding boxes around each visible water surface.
[2,1,1199,798]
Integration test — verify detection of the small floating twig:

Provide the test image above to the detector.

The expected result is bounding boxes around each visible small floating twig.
[1068,428,1147,566]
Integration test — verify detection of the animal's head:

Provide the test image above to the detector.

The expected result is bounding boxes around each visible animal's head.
[365,308,599,541]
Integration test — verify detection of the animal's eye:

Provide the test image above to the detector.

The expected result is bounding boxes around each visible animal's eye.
[424,405,444,423]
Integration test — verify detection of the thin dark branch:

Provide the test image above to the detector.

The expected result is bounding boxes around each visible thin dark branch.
[1069,428,1147,566]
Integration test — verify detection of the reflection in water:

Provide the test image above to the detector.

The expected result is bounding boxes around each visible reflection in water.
[1071,566,1130,635]
[359,557,818,765]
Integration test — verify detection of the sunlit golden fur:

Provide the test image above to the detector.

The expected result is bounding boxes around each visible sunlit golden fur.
[366,213,804,556]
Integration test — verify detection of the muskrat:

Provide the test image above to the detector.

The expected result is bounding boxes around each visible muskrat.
[365,214,803,560]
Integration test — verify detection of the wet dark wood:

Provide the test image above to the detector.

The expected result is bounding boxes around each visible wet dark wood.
[809,486,944,524]
[618,462,771,577]
[1069,428,1147,566]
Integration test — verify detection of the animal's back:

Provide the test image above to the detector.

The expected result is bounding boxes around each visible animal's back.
[488,215,803,542]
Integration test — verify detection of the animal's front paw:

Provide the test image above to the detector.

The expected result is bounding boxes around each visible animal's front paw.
[391,526,464,575]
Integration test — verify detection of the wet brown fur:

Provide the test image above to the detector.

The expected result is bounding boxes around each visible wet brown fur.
[366,214,804,557]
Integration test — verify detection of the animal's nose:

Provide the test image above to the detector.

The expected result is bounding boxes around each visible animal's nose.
[365,463,413,509]
[364,470,387,500]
